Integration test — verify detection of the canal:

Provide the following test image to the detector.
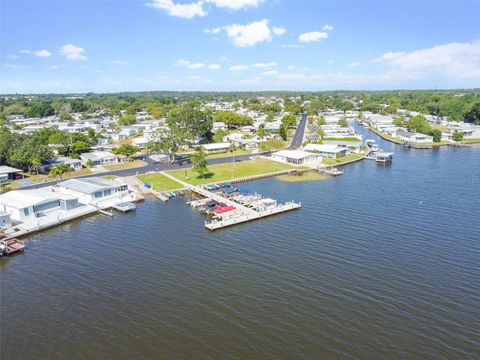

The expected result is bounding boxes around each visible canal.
[1,128,479,359]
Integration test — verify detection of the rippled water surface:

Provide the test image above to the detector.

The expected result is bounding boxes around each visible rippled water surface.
[1,131,480,359]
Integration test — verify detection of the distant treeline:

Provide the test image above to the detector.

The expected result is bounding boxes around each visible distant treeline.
[0,89,479,124]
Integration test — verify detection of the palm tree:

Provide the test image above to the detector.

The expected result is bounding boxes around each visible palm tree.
[49,162,71,180]
[30,157,41,177]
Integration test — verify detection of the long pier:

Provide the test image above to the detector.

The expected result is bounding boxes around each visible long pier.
[160,172,301,231]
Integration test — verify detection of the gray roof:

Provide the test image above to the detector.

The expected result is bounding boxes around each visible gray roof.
[59,177,124,194]
[0,166,22,174]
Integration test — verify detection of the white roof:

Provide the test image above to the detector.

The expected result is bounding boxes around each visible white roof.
[273,150,318,160]
[0,188,76,209]
[202,143,231,150]
[304,144,344,153]
[0,166,22,174]
[59,177,124,194]
[80,151,116,161]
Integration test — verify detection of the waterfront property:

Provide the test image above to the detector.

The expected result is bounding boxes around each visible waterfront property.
[393,131,433,143]
[303,144,350,158]
[58,177,130,207]
[271,150,321,165]
[0,188,80,223]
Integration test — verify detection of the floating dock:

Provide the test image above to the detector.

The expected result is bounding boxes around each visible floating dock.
[112,202,136,212]
[0,238,25,257]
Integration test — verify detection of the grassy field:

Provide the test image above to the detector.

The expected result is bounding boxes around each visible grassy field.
[104,160,146,171]
[277,171,328,182]
[368,127,404,144]
[137,173,184,192]
[205,149,253,159]
[322,153,364,165]
[462,138,480,144]
[167,158,298,185]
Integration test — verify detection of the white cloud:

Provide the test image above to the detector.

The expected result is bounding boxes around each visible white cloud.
[204,27,222,34]
[322,25,334,31]
[229,64,249,71]
[252,62,277,68]
[261,70,279,76]
[146,0,206,19]
[20,49,52,58]
[346,61,361,68]
[281,44,303,49]
[59,44,87,60]
[298,31,328,43]
[372,40,480,79]
[208,0,263,10]
[272,26,287,36]
[49,65,66,69]
[3,63,25,69]
[107,59,129,65]
[287,65,296,70]
[176,59,205,69]
[147,0,263,18]
[7,54,19,59]
[208,63,221,69]
[211,19,285,47]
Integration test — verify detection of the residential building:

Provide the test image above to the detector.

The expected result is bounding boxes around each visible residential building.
[303,144,350,158]
[271,150,321,165]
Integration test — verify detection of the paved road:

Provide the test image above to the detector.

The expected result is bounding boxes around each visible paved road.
[20,152,272,190]
[288,113,307,149]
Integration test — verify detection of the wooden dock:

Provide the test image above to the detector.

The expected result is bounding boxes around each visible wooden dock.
[1,238,25,257]
[158,173,301,231]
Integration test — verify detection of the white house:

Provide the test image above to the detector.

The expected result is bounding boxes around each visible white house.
[0,212,11,229]
[202,143,231,153]
[393,131,433,143]
[0,166,23,182]
[80,151,119,166]
[303,144,350,158]
[223,133,245,144]
[0,188,79,222]
[271,150,321,165]
[58,177,129,206]
[212,122,227,132]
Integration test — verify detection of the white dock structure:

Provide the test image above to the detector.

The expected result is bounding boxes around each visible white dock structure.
[160,172,301,231]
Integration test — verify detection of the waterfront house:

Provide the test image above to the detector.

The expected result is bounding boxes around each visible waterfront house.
[58,177,129,206]
[303,144,350,158]
[271,150,321,165]
[0,212,11,229]
[0,166,23,182]
[393,131,433,143]
[0,188,80,222]
[80,151,120,166]
[40,157,82,173]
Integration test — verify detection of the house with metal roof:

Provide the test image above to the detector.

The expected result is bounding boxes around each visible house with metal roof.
[303,144,350,158]
[271,150,321,165]
[58,177,129,205]
[0,188,79,222]
[0,166,23,183]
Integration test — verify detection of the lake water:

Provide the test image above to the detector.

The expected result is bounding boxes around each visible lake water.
[1,129,479,359]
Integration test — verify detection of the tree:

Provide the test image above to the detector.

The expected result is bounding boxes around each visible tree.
[465,102,480,125]
[167,103,213,140]
[213,129,228,143]
[408,115,431,134]
[338,118,348,128]
[257,123,266,138]
[214,111,253,128]
[431,129,442,143]
[279,123,287,141]
[148,127,185,161]
[30,157,42,176]
[112,144,138,157]
[282,114,297,128]
[86,159,95,168]
[453,131,464,142]
[393,117,404,127]
[70,141,91,158]
[118,114,136,126]
[49,163,71,180]
[191,149,208,179]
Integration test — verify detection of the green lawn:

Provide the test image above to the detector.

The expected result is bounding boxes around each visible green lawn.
[462,138,480,144]
[205,149,253,159]
[167,158,298,185]
[322,153,364,165]
[137,173,184,192]
[104,160,146,171]
[277,171,328,182]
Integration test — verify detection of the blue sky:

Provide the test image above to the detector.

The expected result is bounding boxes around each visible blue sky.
[1,0,479,93]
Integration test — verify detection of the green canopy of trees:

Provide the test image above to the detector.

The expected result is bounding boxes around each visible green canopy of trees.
[408,116,431,134]
[214,111,253,128]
